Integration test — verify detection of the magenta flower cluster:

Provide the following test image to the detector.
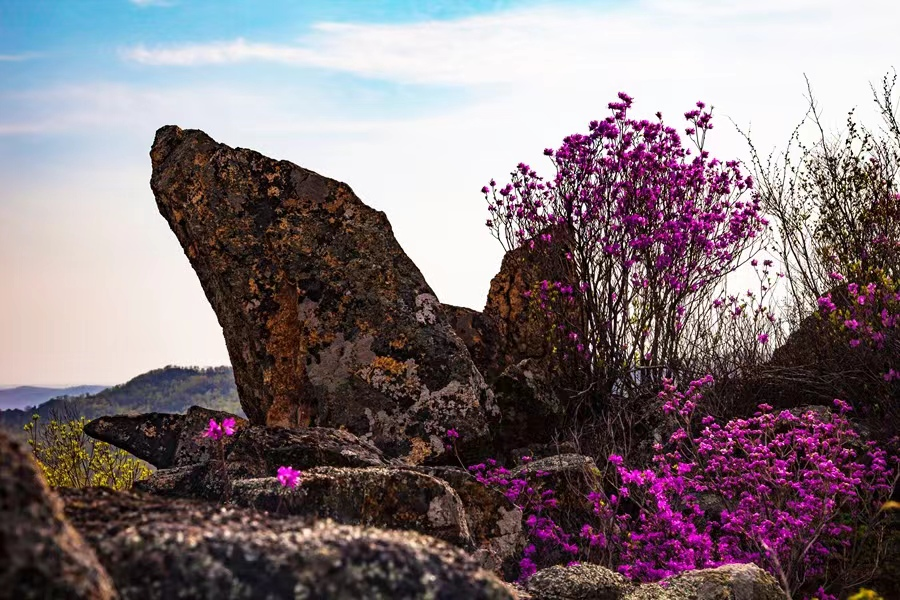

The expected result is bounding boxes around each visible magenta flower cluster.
[817,276,900,380]
[589,378,896,600]
[277,466,302,489]
[468,457,577,579]
[202,417,236,441]
[483,93,768,388]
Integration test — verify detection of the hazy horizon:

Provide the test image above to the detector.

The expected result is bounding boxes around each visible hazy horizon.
[1,0,897,385]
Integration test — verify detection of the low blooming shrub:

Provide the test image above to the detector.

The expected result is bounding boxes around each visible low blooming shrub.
[467,377,897,599]
[468,457,578,579]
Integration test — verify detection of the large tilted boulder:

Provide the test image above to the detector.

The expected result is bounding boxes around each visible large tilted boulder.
[149,125,497,460]
[0,430,118,599]
[60,487,514,600]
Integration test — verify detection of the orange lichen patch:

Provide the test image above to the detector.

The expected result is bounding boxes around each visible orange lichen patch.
[267,186,281,197]
[248,278,260,296]
[389,335,408,350]
[371,356,407,377]
[323,252,342,269]
[305,328,335,347]
[264,281,312,427]
[406,437,432,466]
[355,319,377,336]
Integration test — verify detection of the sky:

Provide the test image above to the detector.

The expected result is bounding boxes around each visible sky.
[0,0,895,386]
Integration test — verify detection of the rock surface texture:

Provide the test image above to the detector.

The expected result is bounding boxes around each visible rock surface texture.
[60,487,514,600]
[231,467,472,548]
[0,430,118,600]
[526,563,784,600]
[88,406,385,472]
[150,125,496,460]
[526,564,633,599]
[85,406,248,469]
[404,465,526,579]
[511,453,602,533]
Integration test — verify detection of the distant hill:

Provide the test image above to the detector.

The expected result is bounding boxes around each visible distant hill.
[0,366,243,433]
[0,385,108,411]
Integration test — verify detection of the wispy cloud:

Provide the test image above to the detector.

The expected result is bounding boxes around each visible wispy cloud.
[129,0,175,7]
[0,53,41,62]
[120,0,854,86]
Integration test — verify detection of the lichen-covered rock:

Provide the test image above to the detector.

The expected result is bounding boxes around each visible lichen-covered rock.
[90,407,387,482]
[511,454,601,532]
[231,466,472,548]
[133,462,223,500]
[149,125,497,460]
[442,304,505,383]
[492,359,567,459]
[0,430,118,600]
[483,245,558,373]
[85,406,247,468]
[527,564,634,600]
[407,465,526,579]
[624,563,784,600]
[445,242,575,457]
[223,423,387,471]
[59,487,514,600]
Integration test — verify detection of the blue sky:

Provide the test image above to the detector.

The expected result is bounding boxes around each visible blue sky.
[0,0,895,385]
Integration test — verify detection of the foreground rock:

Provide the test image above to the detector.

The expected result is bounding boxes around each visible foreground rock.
[626,563,784,600]
[405,465,526,579]
[231,467,472,548]
[526,563,783,600]
[150,125,497,460]
[60,487,513,600]
[511,454,601,532]
[0,430,117,599]
[526,564,633,599]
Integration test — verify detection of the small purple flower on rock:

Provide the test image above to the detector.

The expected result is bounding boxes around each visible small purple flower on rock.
[277,466,302,488]
[203,419,224,441]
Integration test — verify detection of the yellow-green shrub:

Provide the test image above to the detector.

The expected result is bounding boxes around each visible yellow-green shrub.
[23,409,151,490]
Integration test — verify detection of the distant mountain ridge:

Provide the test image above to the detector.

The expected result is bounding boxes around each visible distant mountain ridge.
[0,365,242,433]
[0,385,108,411]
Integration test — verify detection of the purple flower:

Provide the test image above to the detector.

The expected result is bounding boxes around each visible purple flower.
[277,466,302,488]
[203,419,224,441]
[446,428,460,440]
[757,333,769,345]
[222,417,237,437]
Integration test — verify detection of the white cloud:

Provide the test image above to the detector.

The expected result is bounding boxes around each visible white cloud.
[0,53,40,62]
[129,0,174,7]
[120,0,879,88]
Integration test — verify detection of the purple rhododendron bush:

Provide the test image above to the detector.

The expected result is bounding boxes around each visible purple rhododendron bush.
[469,78,900,600]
